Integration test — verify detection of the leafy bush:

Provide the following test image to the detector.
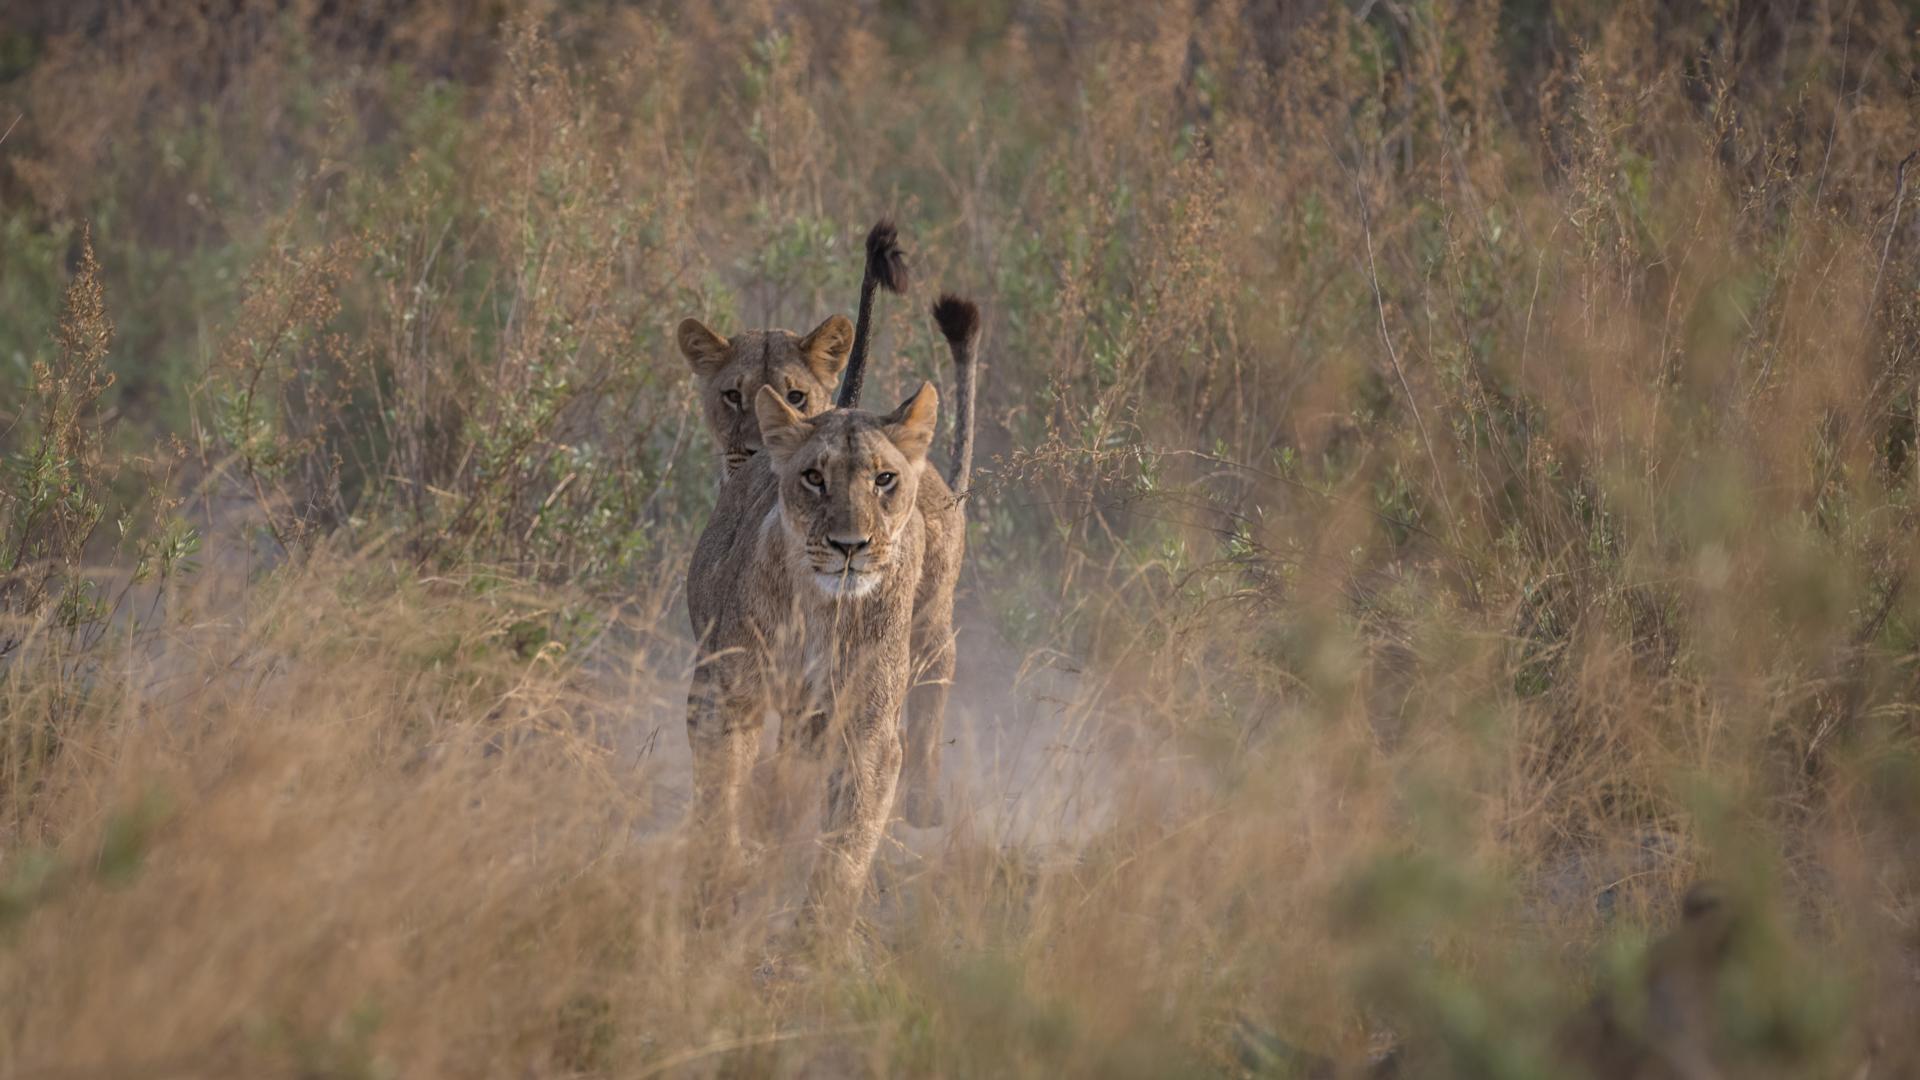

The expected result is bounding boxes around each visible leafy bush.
[1,226,112,653]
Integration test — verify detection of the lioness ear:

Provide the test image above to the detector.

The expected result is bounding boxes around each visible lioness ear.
[754,385,815,461]
[799,314,854,381]
[883,381,939,461]
[678,318,730,377]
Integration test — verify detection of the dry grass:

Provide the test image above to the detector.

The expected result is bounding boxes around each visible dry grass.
[3,1,1920,1076]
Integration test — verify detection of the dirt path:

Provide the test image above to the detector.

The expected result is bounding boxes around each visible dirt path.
[615,605,1115,857]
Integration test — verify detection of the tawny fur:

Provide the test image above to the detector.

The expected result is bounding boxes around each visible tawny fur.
[677,313,854,480]
[897,293,982,824]
[677,289,978,828]
[684,383,943,934]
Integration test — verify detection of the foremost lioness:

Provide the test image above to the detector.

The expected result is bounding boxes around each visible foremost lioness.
[685,297,978,931]
[679,227,967,825]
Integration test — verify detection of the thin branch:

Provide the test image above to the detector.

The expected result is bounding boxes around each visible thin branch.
[1810,147,1920,505]
[1867,149,1918,325]
[633,1024,879,1078]
[1350,173,1461,539]
[1156,448,1449,546]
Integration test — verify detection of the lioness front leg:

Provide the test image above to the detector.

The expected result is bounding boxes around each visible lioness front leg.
[799,710,905,938]
[685,672,759,926]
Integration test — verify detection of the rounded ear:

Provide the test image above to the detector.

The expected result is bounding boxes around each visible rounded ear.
[883,381,939,461]
[678,318,730,376]
[799,314,854,381]
[754,385,815,461]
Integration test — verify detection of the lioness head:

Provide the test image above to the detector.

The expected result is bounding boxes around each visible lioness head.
[678,315,854,476]
[754,382,938,599]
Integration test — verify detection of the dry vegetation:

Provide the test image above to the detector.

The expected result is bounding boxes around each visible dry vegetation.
[3,1,1920,1076]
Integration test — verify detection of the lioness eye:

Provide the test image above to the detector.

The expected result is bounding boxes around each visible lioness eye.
[786,390,807,406]
[875,471,896,489]
[722,389,742,408]
[801,468,825,491]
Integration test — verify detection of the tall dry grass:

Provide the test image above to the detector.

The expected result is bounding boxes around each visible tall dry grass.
[2,0,1920,1076]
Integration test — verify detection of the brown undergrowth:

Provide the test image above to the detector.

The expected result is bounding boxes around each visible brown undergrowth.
[2,2,1920,1076]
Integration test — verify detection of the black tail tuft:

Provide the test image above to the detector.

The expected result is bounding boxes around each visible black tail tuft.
[866,220,910,295]
[839,219,911,408]
[931,294,980,346]
[932,294,980,495]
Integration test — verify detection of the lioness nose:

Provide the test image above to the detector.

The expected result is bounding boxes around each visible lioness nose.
[826,536,870,559]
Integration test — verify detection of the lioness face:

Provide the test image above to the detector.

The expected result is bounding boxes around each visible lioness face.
[754,382,938,599]
[678,315,854,477]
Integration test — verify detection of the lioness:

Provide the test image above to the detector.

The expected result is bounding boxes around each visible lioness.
[676,222,908,479]
[678,225,963,826]
[685,295,978,931]
[677,313,855,480]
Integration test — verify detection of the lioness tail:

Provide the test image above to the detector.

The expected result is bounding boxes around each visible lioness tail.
[931,294,979,495]
[837,220,909,409]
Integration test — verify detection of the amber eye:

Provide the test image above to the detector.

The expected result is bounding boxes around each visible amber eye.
[801,468,825,491]
[786,389,807,407]
[875,471,897,490]
[722,389,743,408]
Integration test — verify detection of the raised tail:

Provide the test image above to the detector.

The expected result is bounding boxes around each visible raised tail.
[931,294,980,494]
[837,220,909,409]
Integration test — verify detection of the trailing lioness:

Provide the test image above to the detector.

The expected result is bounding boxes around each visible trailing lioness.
[676,222,908,480]
[677,312,855,481]
[684,295,978,931]
[678,224,964,826]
